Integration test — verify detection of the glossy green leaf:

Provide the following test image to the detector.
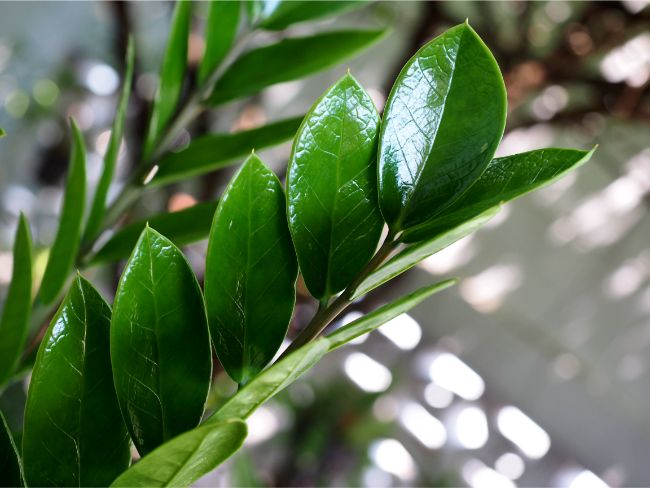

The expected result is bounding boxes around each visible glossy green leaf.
[208,29,386,105]
[111,420,246,488]
[402,147,596,243]
[38,120,86,305]
[199,0,240,84]
[378,22,506,233]
[90,201,219,265]
[211,338,329,422]
[205,154,297,385]
[23,276,130,487]
[83,37,135,243]
[111,227,212,456]
[329,280,456,350]
[143,0,192,160]
[0,410,23,487]
[257,1,366,30]
[0,215,32,389]
[287,74,383,299]
[354,208,499,298]
[153,116,303,186]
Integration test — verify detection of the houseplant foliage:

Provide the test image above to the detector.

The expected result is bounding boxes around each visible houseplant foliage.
[0,1,595,486]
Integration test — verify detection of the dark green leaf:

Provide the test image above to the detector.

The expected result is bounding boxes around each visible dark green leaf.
[257,1,367,30]
[378,22,506,233]
[402,147,596,243]
[205,154,297,385]
[0,215,32,389]
[38,120,86,305]
[355,208,498,298]
[23,276,130,487]
[143,0,192,160]
[329,280,456,350]
[111,227,212,456]
[89,201,219,265]
[211,338,329,422]
[83,37,135,243]
[153,116,303,186]
[199,0,240,84]
[111,420,247,488]
[207,29,386,105]
[286,73,382,299]
[0,410,23,487]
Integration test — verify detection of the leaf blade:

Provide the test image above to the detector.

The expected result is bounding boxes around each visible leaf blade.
[199,0,240,84]
[257,1,367,31]
[0,410,23,487]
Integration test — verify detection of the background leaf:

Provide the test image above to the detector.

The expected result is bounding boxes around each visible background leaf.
[257,1,367,31]
[205,154,297,385]
[38,120,86,305]
[152,116,303,186]
[378,22,506,232]
[286,74,383,299]
[0,215,32,389]
[23,276,130,487]
[111,420,247,488]
[199,0,240,84]
[0,410,23,487]
[111,227,212,456]
[207,29,386,105]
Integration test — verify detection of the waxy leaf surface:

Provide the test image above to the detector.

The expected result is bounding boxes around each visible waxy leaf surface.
[199,0,240,84]
[287,74,382,299]
[0,411,23,487]
[378,22,506,232]
[205,155,297,385]
[111,227,211,456]
[23,276,130,487]
[0,215,32,389]
[256,1,366,30]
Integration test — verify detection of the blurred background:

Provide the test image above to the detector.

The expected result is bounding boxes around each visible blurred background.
[1,1,650,486]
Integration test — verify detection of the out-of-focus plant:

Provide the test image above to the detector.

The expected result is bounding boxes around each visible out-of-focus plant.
[0,1,595,486]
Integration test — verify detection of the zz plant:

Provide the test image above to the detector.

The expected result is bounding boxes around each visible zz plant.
[0,2,594,486]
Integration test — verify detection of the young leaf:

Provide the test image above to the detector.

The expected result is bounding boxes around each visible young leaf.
[207,29,386,105]
[354,208,499,298]
[257,1,366,31]
[0,410,23,487]
[90,201,219,265]
[143,0,192,160]
[286,73,383,299]
[401,147,596,243]
[211,338,330,422]
[111,420,247,488]
[38,120,86,305]
[111,227,212,456]
[329,280,456,349]
[199,0,240,84]
[205,154,297,385]
[378,22,506,233]
[83,37,135,243]
[0,128,5,137]
[0,215,32,389]
[23,276,130,487]
[153,116,304,186]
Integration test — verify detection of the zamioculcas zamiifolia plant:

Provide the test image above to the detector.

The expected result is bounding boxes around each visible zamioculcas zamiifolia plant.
[0,1,595,485]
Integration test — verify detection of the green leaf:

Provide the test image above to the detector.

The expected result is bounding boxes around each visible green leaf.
[199,0,240,84]
[0,215,32,390]
[38,120,86,305]
[354,208,499,298]
[211,338,329,422]
[83,37,135,243]
[111,227,212,456]
[23,276,130,487]
[378,22,506,233]
[143,0,192,160]
[286,73,383,299]
[329,280,456,350]
[0,410,23,487]
[152,116,303,186]
[90,201,219,265]
[111,420,247,488]
[207,29,386,105]
[257,1,367,31]
[205,154,297,385]
[0,128,5,138]
[402,147,596,243]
